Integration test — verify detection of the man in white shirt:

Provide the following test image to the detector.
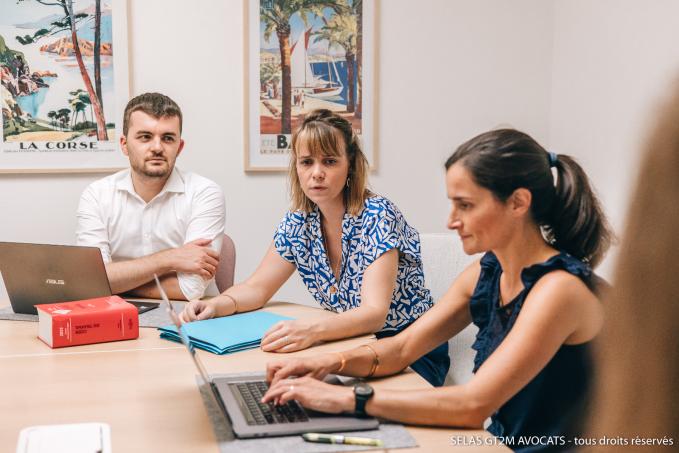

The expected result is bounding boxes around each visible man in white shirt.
[76,93,225,300]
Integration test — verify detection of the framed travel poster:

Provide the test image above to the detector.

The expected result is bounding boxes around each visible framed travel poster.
[245,0,378,172]
[0,0,129,173]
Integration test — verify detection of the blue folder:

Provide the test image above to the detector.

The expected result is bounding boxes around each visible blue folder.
[158,311,293,355]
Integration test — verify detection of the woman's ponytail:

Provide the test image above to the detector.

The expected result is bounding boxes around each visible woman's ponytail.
[549,155,615,266]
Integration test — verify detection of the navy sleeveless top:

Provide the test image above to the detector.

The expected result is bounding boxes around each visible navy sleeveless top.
[470,252,604,452]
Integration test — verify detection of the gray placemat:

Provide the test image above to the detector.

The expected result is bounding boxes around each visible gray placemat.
[0,305,174,328]
[137,304,175,328]
[197,374,418,453]
[0,307,37,322]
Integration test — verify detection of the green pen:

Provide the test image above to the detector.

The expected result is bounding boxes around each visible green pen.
[302,432,383,447]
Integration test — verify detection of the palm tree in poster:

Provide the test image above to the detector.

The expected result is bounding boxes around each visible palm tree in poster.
[352,0,363,119]
[70,98,86,128]
[16,0,108,140]
[260,0,346,134]
[260,62,281,98]
[57,108,71,130]
[313,12,357,113]
[47,110,57,129]
[70,89,92,124]
[69,89,93,128]
[94,0,103,110]
[64,0,107,139]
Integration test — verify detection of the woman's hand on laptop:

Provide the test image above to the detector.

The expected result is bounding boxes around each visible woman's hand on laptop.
[261,375,354,414]
[266,353,340,387]
[179,298,216,323]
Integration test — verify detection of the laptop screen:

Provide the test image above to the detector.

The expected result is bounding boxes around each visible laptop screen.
[153,275,212,385]
[0,242,112,314]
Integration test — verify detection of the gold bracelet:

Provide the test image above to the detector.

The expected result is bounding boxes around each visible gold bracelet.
[222,293,238,314]
[362,343,379,378]
[336,352,347,374]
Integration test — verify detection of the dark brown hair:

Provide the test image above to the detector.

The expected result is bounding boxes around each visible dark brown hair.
[289,109,371,216]
[122,92,182,135]
[445,129,614,266]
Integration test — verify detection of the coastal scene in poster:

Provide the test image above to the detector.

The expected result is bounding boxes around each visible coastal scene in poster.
[249,0,375,170]
[0,0,127,171]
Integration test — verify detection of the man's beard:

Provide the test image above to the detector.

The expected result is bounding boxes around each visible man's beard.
[132,159,170,178]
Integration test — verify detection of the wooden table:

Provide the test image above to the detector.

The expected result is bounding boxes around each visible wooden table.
[0,301,508,452]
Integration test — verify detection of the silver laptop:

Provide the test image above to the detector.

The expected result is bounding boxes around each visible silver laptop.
[154,275,379,438]
[0,242,158,315]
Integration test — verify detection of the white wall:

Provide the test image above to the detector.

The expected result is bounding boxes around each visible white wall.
[2,0,678,300]
[371,0,553,230]
[549,0,679,276]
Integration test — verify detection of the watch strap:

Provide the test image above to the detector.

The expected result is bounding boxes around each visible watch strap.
[354,384,374,417]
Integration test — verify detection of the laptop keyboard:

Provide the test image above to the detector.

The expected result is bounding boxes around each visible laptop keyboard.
[232,381,310,425]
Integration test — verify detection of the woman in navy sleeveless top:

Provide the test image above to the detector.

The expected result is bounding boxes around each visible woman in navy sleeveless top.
[261,129,615,453]
[471,252,606,450]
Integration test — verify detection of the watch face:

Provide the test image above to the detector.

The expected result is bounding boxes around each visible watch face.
[354,383,373,396]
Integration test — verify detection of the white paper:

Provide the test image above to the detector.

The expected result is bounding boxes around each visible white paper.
[16,422,111,453]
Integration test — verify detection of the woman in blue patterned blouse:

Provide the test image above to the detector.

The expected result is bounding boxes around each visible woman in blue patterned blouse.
[181,109,449,386]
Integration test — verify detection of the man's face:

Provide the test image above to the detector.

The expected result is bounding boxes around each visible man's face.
[120,110,184,179]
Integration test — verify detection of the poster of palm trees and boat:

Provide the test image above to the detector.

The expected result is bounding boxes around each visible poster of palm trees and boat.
[0,0,129,172]
[246,0,377,171]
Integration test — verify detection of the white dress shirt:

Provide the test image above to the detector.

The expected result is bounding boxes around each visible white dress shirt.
[76,167,225,300]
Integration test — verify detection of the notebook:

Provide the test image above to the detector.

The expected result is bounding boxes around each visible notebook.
[158,311,293,354]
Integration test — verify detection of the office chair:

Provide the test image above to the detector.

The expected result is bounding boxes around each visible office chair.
[215,233,236,293]
[420,233,479,386]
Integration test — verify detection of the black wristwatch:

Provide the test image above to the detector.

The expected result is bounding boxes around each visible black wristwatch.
[353,382,374,417]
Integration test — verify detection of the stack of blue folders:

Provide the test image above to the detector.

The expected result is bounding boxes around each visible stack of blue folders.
[158,311,293,354]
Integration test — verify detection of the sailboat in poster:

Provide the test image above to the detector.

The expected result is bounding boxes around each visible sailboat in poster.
[291,28,342,98]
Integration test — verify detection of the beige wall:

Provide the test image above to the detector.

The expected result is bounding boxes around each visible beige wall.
[549,0,679,275]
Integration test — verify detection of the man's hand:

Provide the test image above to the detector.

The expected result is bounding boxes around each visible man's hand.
[161,238,220,279]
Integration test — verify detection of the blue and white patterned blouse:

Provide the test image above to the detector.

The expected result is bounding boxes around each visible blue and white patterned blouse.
[273,195,433,333]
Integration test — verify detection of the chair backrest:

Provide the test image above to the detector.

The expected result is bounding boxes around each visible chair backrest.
[215,233,236,293]
[420,233,480,386]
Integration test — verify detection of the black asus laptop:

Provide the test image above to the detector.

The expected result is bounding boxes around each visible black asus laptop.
[154,275,379,438]
[0,242,158,315]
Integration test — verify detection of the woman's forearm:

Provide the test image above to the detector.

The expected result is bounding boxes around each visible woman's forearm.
[314,305,386,342]
[213,282,269,316]
[364,385,487,428]
[210,244,295,316]
[324,334,412,378]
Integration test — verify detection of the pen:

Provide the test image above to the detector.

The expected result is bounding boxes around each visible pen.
[302,432,383,447]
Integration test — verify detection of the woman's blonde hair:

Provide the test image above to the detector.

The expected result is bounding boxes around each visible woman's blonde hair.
[288,109,371,216]
[587,81,679,449]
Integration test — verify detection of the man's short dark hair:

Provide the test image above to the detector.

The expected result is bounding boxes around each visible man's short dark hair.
[122,92,182,135]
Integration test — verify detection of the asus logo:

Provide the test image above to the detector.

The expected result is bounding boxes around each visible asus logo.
[46,279,65,285]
